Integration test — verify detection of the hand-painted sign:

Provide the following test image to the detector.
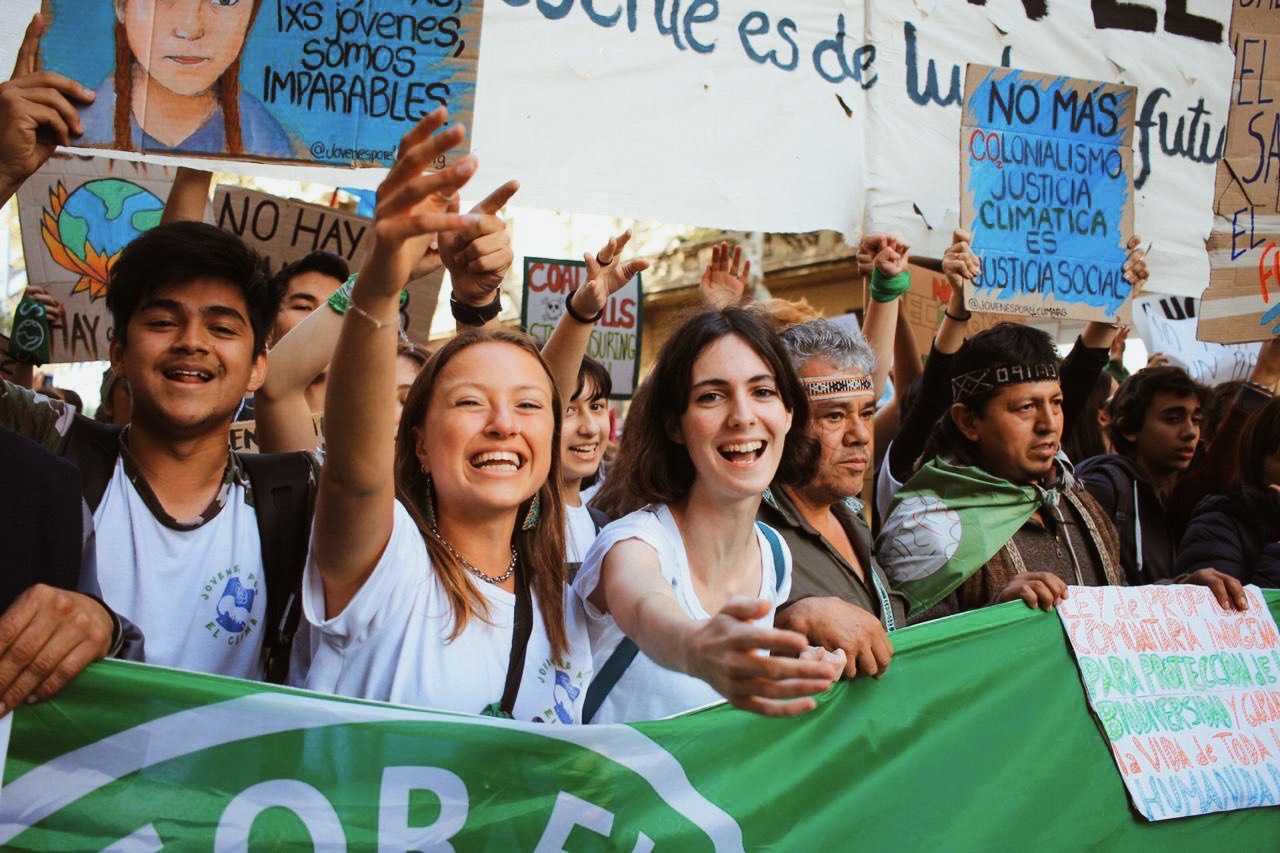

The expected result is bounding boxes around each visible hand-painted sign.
[1202,4,1280,343]
[16,154,173,363]
[1058,584,1280,821]
[521,257,641,399]
[960,65,1137,323]
[213,185,441,347]
[38,0,481,166]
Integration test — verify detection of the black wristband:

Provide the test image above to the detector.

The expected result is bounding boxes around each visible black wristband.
[83,592,125,657]
[450,291,502,326]
[944,309,972,322]
[565,289,604,324]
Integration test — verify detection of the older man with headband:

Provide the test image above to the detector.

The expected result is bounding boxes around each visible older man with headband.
[759,319,906,679]
[877,322,1247,619]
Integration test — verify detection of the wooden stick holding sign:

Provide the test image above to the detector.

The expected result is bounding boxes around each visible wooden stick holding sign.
[960,65,1137,324]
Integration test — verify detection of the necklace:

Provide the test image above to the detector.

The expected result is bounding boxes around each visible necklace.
[430,528,517,585]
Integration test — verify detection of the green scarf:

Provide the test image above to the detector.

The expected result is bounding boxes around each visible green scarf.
[876,456,1060,615]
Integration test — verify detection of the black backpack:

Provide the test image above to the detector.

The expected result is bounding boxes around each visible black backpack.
[61,418,312,684]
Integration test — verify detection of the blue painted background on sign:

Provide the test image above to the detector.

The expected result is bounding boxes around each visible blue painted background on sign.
[40,0,477,166]
[965,69,1134,317]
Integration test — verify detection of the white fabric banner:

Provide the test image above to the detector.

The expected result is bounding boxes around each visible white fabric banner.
[2,1,1236,298]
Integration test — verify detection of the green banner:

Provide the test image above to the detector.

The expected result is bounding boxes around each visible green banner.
[5,593,1279,850]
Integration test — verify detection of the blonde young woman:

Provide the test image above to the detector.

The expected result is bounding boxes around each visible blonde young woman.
[298,110,590,721]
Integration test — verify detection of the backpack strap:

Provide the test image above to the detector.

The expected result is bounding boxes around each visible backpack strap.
[582,636,640,724]
[587,504,612,533]
[582,522,787,724]
[239,450,316,685]
[755,521,786,593]
[60,417,124,513]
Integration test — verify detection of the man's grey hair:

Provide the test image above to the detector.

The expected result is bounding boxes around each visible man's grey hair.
[778,318,876,376]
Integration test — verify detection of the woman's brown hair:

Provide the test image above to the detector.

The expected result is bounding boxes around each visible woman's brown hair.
[393,327,569,657]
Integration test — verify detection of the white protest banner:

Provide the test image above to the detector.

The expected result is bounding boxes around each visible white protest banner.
[1057,584,1280,822]
[470,2,1234,299]
[0,5,1236,298]
[15,154,173,363]
[1133,295,1259,386]
[212,185,440,346]
[521,257,641,399]
[959,65,1136,323]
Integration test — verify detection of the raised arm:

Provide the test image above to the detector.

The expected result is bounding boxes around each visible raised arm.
[312,110,477,615]
[0,15,94,207]
[857,233,911,398]
[254,296,345,453]
[541,229,648,402]
[699,241,749,309]
[590,539,841,717]
[160,167,213,224]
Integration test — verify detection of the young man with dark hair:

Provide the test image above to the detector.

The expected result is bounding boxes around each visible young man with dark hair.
[877,323,1245,618]
[268,250,350,414]
[1,221,315,682]
[1076,366,1207,583]
[272,251,351,341]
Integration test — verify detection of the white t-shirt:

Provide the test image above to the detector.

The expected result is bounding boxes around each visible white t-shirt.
[573,505,792,724]
[564,502,599,565]
[299,500,591,722]
[875,441,906,522]
[95,459,267,680]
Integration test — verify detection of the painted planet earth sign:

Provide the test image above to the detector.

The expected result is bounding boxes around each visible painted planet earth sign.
[56,178,164,263]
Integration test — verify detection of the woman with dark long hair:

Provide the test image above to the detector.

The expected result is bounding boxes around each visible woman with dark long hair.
[574,307,843,723]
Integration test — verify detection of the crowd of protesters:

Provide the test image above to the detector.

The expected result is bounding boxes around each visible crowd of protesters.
[0,13,1267,725]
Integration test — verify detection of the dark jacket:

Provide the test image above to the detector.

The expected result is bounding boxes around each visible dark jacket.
[1075,453,1179,584]
[1175,485,1280,588]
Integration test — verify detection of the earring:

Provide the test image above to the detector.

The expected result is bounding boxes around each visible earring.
[423,471,439,532]
[520,493,542,531]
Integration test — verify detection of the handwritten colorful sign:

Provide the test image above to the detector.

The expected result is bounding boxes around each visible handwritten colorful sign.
[1202,4,1280,343]
[16,154,174,363]
[521,257,641,400]
[1058,584,1280,821]
[960,65,1137,323]
[38,0,481,166]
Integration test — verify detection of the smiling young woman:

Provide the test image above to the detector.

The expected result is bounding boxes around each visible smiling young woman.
[297,112,590,723]
[571,307,844,723]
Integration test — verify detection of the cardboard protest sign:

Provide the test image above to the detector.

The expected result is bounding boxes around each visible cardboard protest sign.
[16,154,174,363]
[1133,295,1258,386]
[1058,585,1280,821]
[902,261,1021,359]
[1201,5,1280,343]
[521,258,641,399]
[212,185,441,346]
[959,65,1136,324]
[38,0,481,166]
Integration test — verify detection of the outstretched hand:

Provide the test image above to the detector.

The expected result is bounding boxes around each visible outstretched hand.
[686,596,841,717]
[440,179,520,306]
[572,229,649,319]
[700,241,749,309]
[365,109,480,298]
[0,15,95,202]
[857,233,911,278]
[1182,568,1249,612]
[22,285,66,330]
